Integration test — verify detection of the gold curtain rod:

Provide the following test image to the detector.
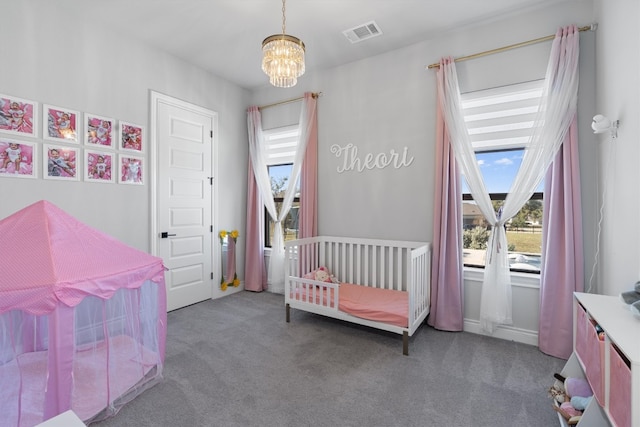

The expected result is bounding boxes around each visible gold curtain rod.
[257,91,322,110]
[426,23,596,70]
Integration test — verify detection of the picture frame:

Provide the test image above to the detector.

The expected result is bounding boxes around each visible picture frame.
[84,113,115,149]
[119,121,144,152]
[0,94,38,138]
[43,104,80,143]
[118,154,144,185]
[43,144,80,180]
[84,149,115,183]
[0,138,37,179]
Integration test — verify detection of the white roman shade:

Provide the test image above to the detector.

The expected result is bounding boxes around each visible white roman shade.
[461,80,544,152]
[263,125,300,166]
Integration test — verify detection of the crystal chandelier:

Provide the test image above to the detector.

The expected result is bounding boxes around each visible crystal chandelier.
[261,0,305,88]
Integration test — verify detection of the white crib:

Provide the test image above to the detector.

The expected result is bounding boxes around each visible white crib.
[284,236,431,355]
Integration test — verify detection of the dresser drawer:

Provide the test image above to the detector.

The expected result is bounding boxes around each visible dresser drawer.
[608,343,631,427]
[575,302,589,366]
[583,317,604,405]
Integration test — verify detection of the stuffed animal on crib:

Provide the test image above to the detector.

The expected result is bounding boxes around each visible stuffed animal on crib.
[302,266,341,284]
[303,266,334,283]
[315,269,330,282]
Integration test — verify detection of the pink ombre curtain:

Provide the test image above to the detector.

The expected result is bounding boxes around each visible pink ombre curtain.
[244,93,318,292]
[428,74,464,331]
[244,157,267,292]
[539,118,583,359]
[437,26,580,333]
[299,93,318,238]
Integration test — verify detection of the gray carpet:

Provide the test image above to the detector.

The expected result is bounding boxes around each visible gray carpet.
[93,291,565,427]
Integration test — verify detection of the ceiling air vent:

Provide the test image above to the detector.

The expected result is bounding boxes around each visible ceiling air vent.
[343,21,382,44]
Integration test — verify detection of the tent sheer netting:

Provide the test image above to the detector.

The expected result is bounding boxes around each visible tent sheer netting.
[0,200,167,426]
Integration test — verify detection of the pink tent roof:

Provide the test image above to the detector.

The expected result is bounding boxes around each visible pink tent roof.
[0,200,165,315]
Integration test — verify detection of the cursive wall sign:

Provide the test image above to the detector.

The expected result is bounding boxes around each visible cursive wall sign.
[330,143,415,173]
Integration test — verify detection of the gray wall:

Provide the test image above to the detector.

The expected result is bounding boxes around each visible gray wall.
[5,0,634,336]
[253,1,596,245]
[251,0,597,340]
[0,1,249,292]
[594,0,640,297]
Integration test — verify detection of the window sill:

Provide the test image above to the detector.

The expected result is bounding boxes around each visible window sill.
[463,266,540,289]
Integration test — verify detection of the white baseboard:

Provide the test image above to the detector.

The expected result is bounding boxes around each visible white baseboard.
[463,318,539,346]
[267,284,285,294]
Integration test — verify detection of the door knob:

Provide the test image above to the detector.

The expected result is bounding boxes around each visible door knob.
[161,232,176,238]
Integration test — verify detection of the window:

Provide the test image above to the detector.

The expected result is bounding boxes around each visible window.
[460,80,544,273]
[262,125,301,248]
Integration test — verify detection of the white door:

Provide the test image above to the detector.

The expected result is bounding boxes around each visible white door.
[152,93,217,311]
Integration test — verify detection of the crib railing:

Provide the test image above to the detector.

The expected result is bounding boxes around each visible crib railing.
[408,243,430,327]
[285,236,431,327]
[285,236,431,355]
[286,236,428,286]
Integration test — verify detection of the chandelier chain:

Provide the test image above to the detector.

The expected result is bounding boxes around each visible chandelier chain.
[281,0,286,34]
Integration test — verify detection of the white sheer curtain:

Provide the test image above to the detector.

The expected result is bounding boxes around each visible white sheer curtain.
[437,25,580,332]
[247,98,316,293]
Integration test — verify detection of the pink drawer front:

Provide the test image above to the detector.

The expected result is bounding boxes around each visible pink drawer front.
[575,302,589,366]
[609,344,631,427]
[583,318,604,405]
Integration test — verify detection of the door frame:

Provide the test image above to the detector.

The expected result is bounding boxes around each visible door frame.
[149,90,219,300]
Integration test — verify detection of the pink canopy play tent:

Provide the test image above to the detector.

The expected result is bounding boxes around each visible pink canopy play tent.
[0,200,167,426]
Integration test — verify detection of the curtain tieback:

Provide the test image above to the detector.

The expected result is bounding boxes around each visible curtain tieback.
[493,223,502,253]
[487,227,501,265]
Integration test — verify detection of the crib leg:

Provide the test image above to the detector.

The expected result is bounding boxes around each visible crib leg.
[403,331,409,356]
[286,303,290,323]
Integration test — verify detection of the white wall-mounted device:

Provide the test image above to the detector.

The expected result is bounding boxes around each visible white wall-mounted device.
[592,114,619,138]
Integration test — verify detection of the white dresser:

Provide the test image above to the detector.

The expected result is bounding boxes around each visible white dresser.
[556,293,639,427]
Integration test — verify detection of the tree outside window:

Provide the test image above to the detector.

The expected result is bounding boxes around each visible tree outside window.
[265,163,300,247]
[261,124,301,248]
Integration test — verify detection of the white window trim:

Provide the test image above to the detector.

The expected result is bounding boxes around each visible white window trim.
[262,124,302,249]
[461,80,546,276]
[464,265,541,289]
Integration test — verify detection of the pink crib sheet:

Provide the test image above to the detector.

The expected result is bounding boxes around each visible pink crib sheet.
[290,282,409,328]
[338,283,408,328]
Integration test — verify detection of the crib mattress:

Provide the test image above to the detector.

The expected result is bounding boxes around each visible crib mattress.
[290,282,409,328]
[338,283,408,328]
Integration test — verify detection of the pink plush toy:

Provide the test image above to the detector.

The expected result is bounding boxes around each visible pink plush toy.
[303,266,335,283]
[560,402,582,417]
